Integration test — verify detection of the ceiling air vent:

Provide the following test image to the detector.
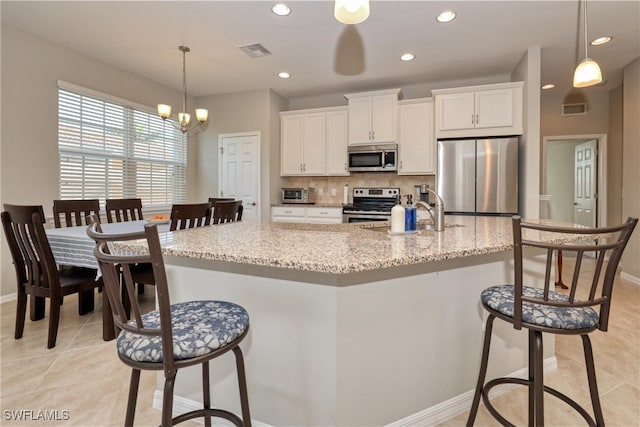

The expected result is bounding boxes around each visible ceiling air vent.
[561,103,587,116]
[238,43,272,58]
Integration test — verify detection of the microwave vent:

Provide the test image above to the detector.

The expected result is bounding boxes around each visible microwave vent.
[561,103,587,116]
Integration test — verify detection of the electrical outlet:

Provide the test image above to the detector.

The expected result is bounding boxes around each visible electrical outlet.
[330,188,337,196]
[318,188,323,195]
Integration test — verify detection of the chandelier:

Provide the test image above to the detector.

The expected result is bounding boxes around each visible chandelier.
[157,46,208,133]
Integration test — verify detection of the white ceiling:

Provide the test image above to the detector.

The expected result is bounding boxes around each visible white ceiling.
[2,1,639,100]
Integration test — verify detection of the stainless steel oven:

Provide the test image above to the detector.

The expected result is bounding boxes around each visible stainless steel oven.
[342,187,400,223]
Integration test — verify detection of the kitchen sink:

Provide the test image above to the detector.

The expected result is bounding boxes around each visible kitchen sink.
[364,222,462,233]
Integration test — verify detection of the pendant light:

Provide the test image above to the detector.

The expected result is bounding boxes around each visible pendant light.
[573,0,603,88]
[157,46,208,133]
[334,0,369,25]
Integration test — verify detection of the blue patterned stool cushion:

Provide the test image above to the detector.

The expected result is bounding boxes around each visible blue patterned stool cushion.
[117,300,249,363]
[481,285,599,330]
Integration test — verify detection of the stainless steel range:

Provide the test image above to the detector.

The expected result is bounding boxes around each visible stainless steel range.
[342,187,401,223]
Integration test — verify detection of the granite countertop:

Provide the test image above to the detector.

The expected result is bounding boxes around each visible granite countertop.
[119,216,593,275]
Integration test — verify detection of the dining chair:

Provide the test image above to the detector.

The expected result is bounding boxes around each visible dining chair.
[466,216,637,426]
[87,216,251,427]
[2,204,102,348]
[53,199,101,228]
[170,203,212,231]
[106,197,153,298]
[212,200,243,224]
[105,198,144,223]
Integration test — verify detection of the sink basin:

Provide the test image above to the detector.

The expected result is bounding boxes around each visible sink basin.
[364,223,461,233]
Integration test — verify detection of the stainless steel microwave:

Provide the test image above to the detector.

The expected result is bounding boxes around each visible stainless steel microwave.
[348,144,398,172]
[281,187,315,204]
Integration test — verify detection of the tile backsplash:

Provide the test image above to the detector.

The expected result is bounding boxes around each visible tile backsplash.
[282,174,436,205]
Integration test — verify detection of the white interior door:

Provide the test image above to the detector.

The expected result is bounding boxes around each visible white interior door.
[218,132,260,221]
[574,140,597,227]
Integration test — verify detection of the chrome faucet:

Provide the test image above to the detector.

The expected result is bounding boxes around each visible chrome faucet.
[415,189,445,232]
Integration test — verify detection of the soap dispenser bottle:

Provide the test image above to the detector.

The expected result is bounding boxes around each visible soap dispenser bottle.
[391,195,405,233]
[405,194,416,232]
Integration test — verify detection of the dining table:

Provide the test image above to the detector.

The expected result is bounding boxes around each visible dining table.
[45,219,171,340]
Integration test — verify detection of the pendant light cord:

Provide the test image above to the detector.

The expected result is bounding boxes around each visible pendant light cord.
[182,49,187,114]
[584,0,589,58]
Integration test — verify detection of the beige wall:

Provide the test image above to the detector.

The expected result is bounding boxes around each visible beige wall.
[0,25,188,296]
[621,57,640,280]
[192,89,286,221]
[512,46,541,219]
[608,86,624,226]
[540,79,622,228]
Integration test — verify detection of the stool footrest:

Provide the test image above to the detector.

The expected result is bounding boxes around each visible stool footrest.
[172,408,244,426]
[481,377,598,427]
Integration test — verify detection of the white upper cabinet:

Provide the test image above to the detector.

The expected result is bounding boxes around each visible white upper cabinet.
[433,82,523,138]
[325,109,349,176]
[280,107,348,177]
[398,98,435,175]
[345,88,401,145]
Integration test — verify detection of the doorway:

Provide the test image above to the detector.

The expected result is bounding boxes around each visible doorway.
[218,131,261,221]
[542,134,607,227]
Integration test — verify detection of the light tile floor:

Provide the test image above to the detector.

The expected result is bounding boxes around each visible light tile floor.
[1,263,638,426]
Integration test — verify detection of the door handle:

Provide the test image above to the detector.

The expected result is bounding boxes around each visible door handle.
[249,202,257,206]
[573,202,578,205]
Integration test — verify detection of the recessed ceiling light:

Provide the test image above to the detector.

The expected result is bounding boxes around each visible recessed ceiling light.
[541,84,555,90]
[272,3,291,16]
[436,10,456,23]
[590,36,612,46]
[278,72,290,79]
[400,53,415,61]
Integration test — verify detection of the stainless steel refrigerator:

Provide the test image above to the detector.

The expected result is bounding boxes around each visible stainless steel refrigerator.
[437,137,519,215]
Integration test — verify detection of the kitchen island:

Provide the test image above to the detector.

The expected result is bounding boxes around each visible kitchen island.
[121,216,579,426]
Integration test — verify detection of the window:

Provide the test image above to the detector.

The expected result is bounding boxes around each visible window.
[57,83,187,209]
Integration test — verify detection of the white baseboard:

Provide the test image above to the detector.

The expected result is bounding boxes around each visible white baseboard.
[0,292,17,304]
[152,391,271,427]
[620,272,640,285]
[386,356,558,427]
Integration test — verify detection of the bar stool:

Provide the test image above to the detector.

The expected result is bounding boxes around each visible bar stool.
[466,216,637,427]
[88,215,251,426]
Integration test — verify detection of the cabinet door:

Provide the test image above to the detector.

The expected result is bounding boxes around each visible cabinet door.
[398,102,434,174]
[281,115,303,175]
[437,92,475,131]
[475,88,513,129]
[347,97,372,145]
[302,113,326,175]
[306,207,343,224]
[271,206,306,223]
[370,94,397,143]
[325,110,349,175]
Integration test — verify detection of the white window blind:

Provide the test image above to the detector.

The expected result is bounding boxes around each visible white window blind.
[58,87,187,209]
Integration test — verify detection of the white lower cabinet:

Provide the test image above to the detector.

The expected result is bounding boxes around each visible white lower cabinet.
[271,206,343,224]
[305,207,343,224]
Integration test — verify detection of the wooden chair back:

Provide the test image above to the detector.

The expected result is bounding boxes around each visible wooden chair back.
[53,199,100,228]
[208,197,234,205]
[169,203,211,231]
[88,216,176,374]
[512,216,637,331]
[105,198,143,223]
[1,205,52,292]
[212,200,243,224]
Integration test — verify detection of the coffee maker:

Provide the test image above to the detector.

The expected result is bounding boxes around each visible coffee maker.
[414,184,430,204]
